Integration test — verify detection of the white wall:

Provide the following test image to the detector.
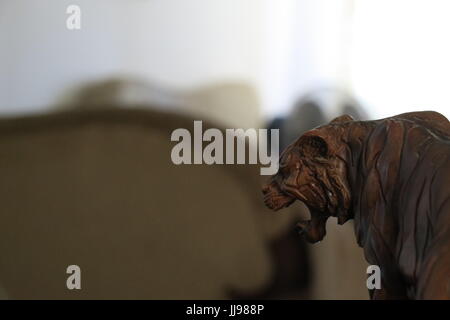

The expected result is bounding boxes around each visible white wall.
[0,0,350,118]
[350,0,450,119]
[0,0,264,115]
[261,0,352,117]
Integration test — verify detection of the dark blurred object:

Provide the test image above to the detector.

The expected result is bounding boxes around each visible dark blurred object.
[267,87,368,151]
[230,220,311,300]
[281,100,327,149]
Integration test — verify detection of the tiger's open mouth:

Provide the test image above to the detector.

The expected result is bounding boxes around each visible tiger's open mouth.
[262,180,329,244]
[295,212,329,243]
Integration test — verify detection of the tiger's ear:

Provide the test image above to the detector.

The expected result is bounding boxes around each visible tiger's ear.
[330,114,354,124]
[297,135,328,158]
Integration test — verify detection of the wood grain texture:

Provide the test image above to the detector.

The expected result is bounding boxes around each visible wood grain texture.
[263,111,450,299]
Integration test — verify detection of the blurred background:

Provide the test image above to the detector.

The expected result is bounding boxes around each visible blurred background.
[0,0,448,299]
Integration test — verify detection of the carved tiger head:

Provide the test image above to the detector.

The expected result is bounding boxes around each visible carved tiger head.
[262,115,353,243]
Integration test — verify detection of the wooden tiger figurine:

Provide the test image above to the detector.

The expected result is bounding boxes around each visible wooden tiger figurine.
[262,111,450,299]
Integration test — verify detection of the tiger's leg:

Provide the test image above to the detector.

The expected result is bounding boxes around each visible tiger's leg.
[416,238,450,299]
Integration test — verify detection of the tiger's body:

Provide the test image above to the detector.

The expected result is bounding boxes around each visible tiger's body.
[263,111,450,299]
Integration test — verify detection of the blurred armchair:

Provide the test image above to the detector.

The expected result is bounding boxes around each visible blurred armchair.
[0,107,306,299]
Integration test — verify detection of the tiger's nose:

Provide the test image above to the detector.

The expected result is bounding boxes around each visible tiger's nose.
[262,183,271,195]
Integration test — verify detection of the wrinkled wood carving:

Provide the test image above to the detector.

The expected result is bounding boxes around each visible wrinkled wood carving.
[263,111,450,299]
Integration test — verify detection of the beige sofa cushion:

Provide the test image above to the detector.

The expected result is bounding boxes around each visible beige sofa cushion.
[0,108,274,299]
